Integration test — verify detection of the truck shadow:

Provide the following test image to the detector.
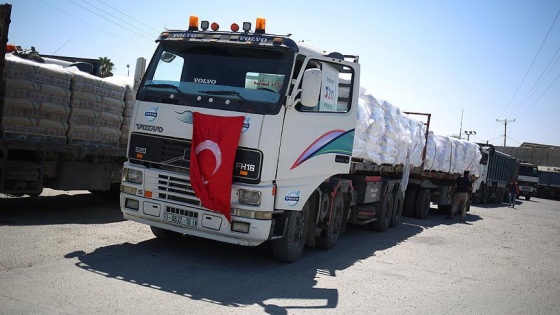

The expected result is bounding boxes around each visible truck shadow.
[65,218,423,314]
[65,213,470,314]
[0,192,123,226]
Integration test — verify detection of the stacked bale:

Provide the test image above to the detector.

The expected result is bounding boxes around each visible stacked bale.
[353,87,480,176]
[353,90,426,166]
[104,76,135,147]
[1,55,72,143]
[67,69,126,147]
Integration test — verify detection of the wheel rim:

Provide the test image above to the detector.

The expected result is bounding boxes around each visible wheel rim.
[333,198,343,236]
[294,210,306,244]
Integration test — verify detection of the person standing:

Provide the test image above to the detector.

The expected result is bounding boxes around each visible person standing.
[447,170,473,222]
[509,179,519,208]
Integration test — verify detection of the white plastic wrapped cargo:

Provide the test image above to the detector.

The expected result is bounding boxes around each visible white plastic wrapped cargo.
[352,89,426,166]
[407,118,426,167]
[424,132,481,176]
[425,132,453,172]
[352,92,385,164]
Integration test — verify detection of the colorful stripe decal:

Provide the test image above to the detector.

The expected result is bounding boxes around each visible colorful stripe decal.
[290,129,355,170]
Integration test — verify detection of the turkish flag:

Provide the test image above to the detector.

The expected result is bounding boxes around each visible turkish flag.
[190,112,244,222]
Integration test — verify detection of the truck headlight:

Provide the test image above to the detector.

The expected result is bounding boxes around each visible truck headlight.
[238,189,262,206]
[124,168,143,184]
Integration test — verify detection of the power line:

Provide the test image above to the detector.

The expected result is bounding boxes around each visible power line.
[509,42,560,119]
[67,0,155,41]
[517,69,560,117]
[80,0,160,39]
[498,7,560,119]
[37,0,152,52]
[96,0,162,34]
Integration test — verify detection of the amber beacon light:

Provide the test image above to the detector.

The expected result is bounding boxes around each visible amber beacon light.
[255,18,266,34]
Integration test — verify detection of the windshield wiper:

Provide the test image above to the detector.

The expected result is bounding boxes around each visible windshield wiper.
[199,90,250,103]
[145,83,185,95]
[198,90,254,112]
[144,83,190,105]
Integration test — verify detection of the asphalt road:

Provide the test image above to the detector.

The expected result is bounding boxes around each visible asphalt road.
[1,190,559,315]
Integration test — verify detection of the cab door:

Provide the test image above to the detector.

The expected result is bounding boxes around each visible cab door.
[275,57,360,210]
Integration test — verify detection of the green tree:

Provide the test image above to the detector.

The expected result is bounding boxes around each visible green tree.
[99,56,114,77]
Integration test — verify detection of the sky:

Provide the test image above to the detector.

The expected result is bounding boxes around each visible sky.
[8,0,560,147]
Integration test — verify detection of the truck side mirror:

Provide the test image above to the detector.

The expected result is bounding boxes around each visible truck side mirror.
[300,68,322,108]
[161,52,176,63]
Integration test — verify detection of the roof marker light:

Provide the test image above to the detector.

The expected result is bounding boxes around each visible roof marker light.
[201,20,209,31]
[231,23,240,32]
[211,22,219,31]
[255,18,266,34]
[242,22,251,32]
[188,16,199,31]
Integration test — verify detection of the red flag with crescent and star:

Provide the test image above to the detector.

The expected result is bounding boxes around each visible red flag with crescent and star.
[190,112,244,222]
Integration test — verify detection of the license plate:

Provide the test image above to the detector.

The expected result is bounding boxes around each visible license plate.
[164,213,197,228]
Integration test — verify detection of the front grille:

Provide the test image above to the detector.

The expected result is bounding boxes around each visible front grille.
[158,174,201,206]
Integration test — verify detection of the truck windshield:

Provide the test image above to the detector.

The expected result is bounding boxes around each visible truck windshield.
[138,43,293,115]
[519,165,538,177]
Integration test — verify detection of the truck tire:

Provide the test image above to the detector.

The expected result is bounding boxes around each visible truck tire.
[316,193,344,250]
[403,186,418,217]
[390,190,404,227]
[471,192,480,204]
[271,204,309,262]
[371,193,393,232]
[150,226,182,239]
[480,184,488,204]
[414,189,430,219]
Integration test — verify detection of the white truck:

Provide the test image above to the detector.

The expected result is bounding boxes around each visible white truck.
[516,161,539,200]
[120,16,481,262]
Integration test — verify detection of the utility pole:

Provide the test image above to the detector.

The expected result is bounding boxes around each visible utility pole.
[496,119,515,146]
[459,109,464,139]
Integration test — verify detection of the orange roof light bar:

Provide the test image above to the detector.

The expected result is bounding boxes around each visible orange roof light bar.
[188,16,199,31]
[255,18,266,34]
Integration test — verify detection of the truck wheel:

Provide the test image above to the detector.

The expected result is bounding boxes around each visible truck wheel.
[403,186,418,217]
[480,185,488,204]
[371,193,393,232]
[525,195,531,201]
[414,189,431,219]
[316,193,344,250]
[150,226,182,239]
[390,190,404,227]
[271,203,309,262]
[471,192,480,204]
